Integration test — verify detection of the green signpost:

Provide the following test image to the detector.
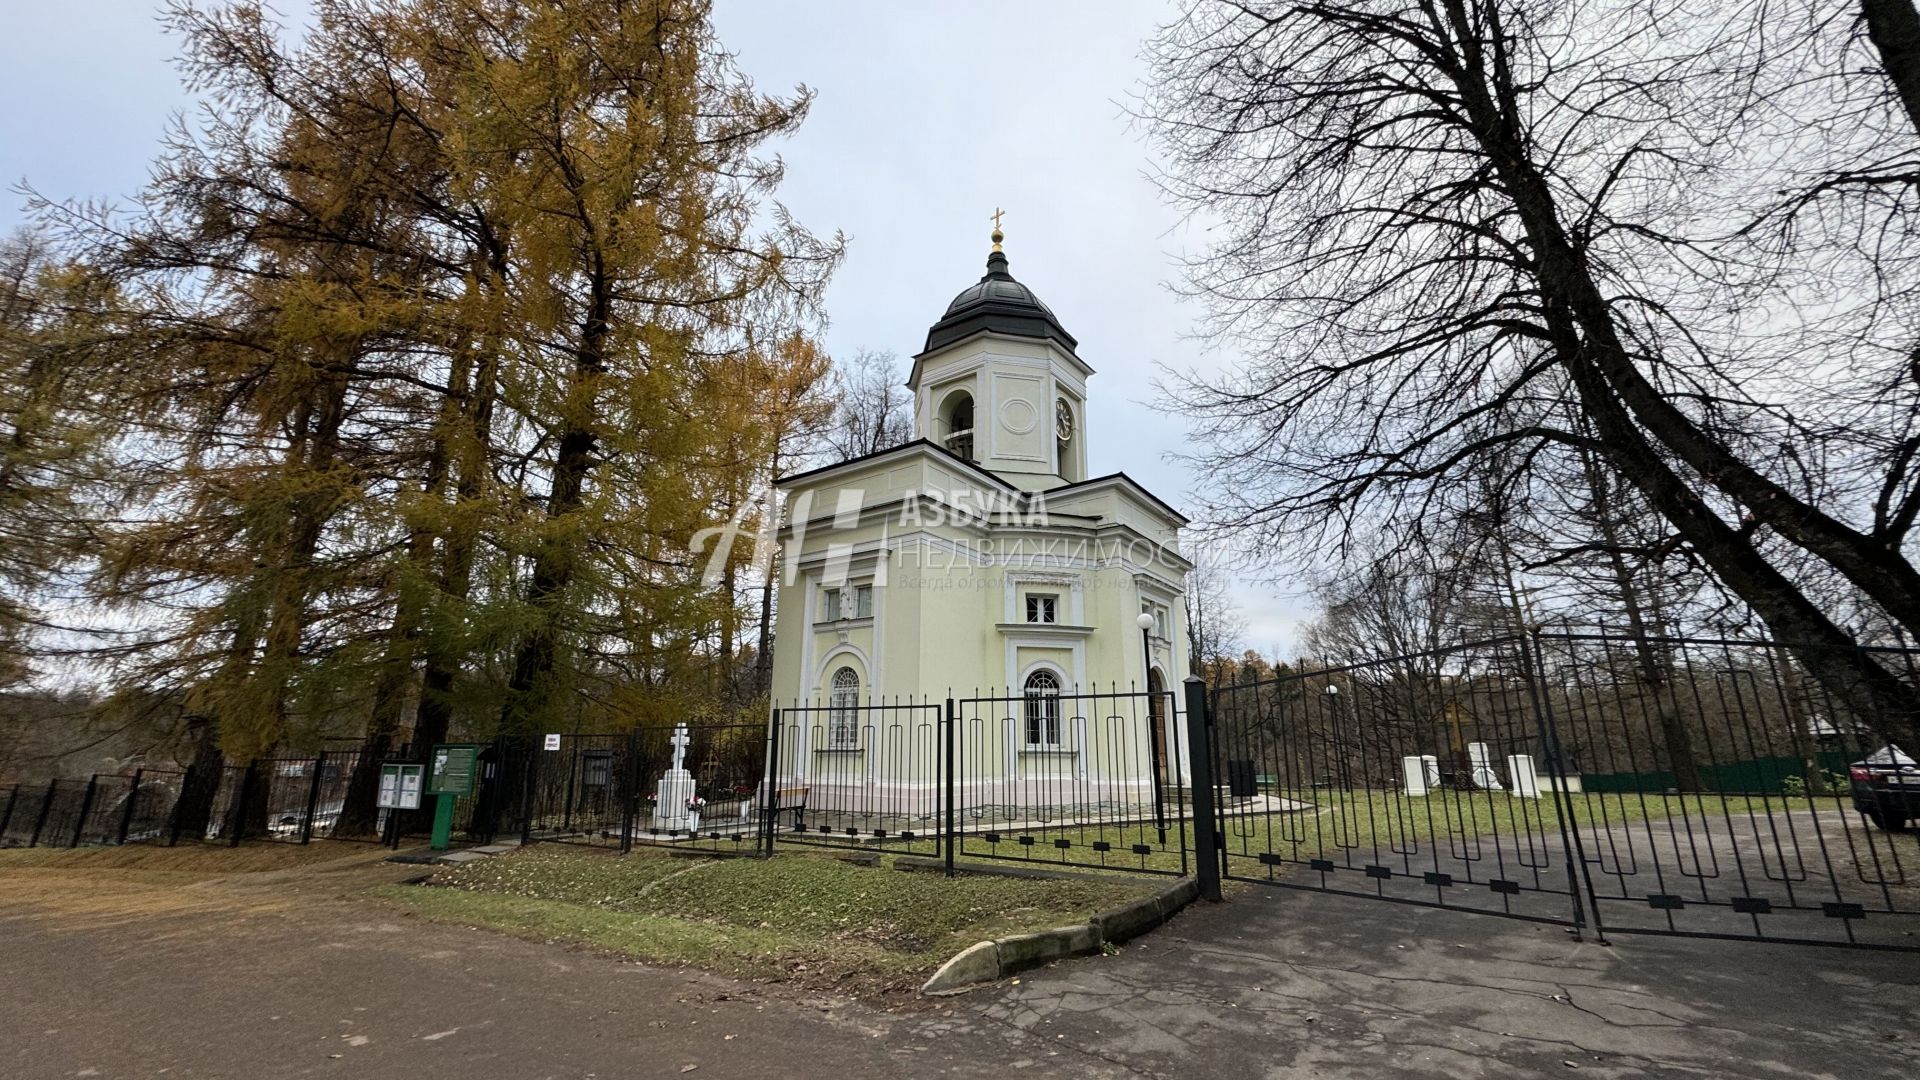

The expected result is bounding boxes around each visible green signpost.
[427,743,480,851]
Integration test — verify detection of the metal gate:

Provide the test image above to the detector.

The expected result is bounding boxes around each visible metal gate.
[1204,631,1920,952]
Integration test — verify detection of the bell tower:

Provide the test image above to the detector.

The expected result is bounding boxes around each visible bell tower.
[908,215,1092,491]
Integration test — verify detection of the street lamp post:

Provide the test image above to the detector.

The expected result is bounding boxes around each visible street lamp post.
[1138,611,1166,842]
[1325,683,1352,792]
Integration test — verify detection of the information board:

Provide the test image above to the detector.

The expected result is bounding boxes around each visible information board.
[428,743,481,797]
[377,763,425,810]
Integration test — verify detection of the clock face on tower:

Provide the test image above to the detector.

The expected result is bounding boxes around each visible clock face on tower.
[1055,397,1074,442]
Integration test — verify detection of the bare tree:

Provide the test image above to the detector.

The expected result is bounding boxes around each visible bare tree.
[1144,0,1920,740]
[825,348,912,459]
[1183,545,1247,675]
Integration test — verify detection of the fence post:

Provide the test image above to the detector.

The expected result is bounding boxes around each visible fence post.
[69,774,102,848]
[168,765,194,846]
[944,697,957,878]
[619,729,640,854]
[472,738,503,844]
[1522,631,1604,943]
[0,783,18,838]
[519,743,537,845]
[299,756,325,844]
[117,769,144,845]
[1182,677,1222,902]
[559,738,579,833]
[762,708,783,858]
[27,780,58,848]
[228,762,255,848]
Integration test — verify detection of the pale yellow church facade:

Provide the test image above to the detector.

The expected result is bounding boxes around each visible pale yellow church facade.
[768,232,1192,817]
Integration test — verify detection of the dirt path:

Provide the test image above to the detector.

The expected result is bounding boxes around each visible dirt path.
[0,847,1123,1079]
[6,844,1915,1079]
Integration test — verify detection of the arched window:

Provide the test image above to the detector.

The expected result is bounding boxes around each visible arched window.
[1023,669,1062,748]
[828,667,860,750]
[943,392,975,461]
[1053,396,1077,481]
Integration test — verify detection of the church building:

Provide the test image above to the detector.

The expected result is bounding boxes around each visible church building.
[767,224,1193,815]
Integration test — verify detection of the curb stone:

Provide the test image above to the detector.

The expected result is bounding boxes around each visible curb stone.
[919,876,1201,995]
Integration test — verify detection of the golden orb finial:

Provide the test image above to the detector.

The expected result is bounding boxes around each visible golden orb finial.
[990,207,1005,252]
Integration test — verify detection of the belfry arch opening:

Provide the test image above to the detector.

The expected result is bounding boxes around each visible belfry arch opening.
[942,390,975,461]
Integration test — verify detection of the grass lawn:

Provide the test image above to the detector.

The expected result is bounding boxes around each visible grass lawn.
[0,838,387,875]
[0,840,407,924]
[1220,788,1856,857]
[945,789,1863,876]
[378,845,1154,996]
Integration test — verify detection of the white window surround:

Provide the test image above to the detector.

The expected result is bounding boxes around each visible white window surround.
[797,569,883,719]
[1003,638,1085,694]
[1005,571,1083,625]
[1139,601,1170,639]
[817,581,875,624]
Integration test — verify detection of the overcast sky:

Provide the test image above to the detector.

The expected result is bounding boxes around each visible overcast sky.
[0,1,1315,654]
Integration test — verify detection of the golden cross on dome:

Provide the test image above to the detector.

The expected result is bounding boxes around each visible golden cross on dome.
[990,207,1005,252]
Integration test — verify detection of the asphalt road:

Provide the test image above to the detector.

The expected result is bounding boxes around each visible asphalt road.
[981,885,1920,1079]
[3,862,1915,1079]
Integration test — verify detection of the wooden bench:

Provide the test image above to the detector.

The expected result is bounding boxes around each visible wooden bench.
[754,781,810,829]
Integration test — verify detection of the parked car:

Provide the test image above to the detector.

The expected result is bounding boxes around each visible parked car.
[1850,745,1920,831]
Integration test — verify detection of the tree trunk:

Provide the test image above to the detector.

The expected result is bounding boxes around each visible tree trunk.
[170,714,224,842]
[1863,0,1920,135]
[754,555,776,698]
[498,277,611,736]
[337,330,474,837]
[1565,343,1920,743]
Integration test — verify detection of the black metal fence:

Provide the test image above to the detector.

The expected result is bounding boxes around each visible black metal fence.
[0,748,414,851]
[521,722,770,853]
[952,688,1187,874]
[763,688,1190,875]
[768,700,945,857]
[1205,629,1920,951]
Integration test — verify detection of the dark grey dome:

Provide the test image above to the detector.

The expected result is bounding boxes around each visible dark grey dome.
[923,250,1078,355]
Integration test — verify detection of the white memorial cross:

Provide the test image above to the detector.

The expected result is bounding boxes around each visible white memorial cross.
[668,723,691,772]
[653,723,697,833]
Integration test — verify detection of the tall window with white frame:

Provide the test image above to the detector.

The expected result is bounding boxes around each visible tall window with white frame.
[827,667,861,750]
[1023,669,1062,748]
